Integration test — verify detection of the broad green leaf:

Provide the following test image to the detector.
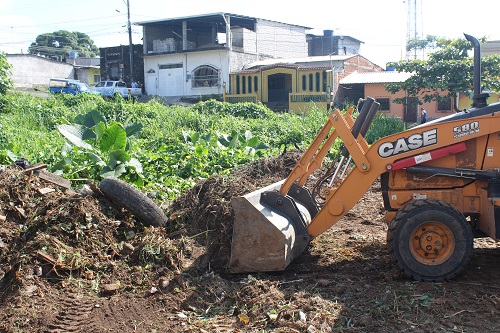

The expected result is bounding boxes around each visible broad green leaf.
[57,124,93,150]
[109,150,131,168]
[194,145,208,156]
[127,158,143,173]
[190,132,200,143]
[75,110,106,128]
[86,152,105,166]
[228,133,239,148]
[125,122,143,137]
[51,157,72,171]
[246,137,259,147]
[255,142,269,150]
[244,130,253,141]
[99,123,127,153]
[218,134,232,147]
[94,122,106,140]
[100,163,126,178]
[82,127,96,140]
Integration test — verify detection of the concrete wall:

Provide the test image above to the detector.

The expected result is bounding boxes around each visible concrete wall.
[143,49,230,97]
[255,20,308,58]
[365,83,455,121]
[7,54,75,88]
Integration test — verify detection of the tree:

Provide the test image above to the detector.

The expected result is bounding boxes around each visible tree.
[386,35,500,111]
[28,30,99,60]
[0,52,13,94]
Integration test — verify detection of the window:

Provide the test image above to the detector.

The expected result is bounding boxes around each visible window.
[192,65,219,88]
[106,81,114,87]
[322,71,327,92]
[94,75,100,83]
[95,82,105,88]
[315,72,321,92]
[308,73,313,91]
[248,76,252,93]
[437,97,452,112]
[377,97,390,112]
[242,75,246,94]
[236,75,240,94]
[302,75,307,91]
[159,63,183,70]
[254,76,258,92]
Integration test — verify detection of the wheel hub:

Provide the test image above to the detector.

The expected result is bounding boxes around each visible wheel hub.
[410,222,455,265]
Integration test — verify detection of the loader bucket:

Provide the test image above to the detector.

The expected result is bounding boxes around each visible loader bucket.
[229,180,316,273]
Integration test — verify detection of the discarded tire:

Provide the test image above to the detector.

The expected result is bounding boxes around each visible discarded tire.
[98,178,167,227]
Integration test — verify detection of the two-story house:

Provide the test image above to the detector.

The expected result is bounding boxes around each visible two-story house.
[137,13,310,101]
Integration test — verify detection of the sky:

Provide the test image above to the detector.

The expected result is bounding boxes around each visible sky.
[0,0,499,68]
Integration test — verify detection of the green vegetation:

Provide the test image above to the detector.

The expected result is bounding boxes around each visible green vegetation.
[0,93,403,200]
[29,30,99,59]
[387,35,500,110]
[0,52,12,95]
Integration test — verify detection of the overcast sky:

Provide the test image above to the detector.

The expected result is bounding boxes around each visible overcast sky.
[0,0,499,67]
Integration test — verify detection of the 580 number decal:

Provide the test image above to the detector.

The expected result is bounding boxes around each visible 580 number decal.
[453,121,479,139]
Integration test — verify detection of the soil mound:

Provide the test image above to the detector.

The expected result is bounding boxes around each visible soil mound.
[168,149,304,272]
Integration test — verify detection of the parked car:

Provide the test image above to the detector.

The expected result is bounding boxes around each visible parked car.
[48,78,99,95]
[91,81,142,98]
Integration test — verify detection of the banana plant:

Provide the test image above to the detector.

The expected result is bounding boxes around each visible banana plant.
[56,110,144,183]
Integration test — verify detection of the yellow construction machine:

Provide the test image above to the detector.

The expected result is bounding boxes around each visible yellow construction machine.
[229,34,500,281]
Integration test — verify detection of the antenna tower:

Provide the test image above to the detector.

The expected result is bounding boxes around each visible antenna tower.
[406,0,423,60]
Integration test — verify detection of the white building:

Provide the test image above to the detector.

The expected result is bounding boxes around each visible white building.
[137,13,311,99]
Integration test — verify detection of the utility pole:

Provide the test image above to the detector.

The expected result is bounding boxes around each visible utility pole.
[127,0,134,82]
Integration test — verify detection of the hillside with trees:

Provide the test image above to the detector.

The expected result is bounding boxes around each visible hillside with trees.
[28,30,99,61]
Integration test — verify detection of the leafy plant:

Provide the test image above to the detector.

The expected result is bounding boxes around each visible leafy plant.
[56,110,144,184]
[0,52,12,95]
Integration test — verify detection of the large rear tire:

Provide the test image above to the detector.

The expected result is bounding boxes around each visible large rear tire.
[387,199,473,281]
[99,178,167,227]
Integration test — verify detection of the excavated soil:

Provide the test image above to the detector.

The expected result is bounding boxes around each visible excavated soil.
[1,151,500,333]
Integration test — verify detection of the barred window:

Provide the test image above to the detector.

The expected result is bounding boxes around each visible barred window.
[437,97,452,112]
[377,97,390,112]
[192,65,219,87]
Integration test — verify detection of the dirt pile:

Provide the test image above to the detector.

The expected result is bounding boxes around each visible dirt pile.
[0,165,199,301]
[168,149,304,272]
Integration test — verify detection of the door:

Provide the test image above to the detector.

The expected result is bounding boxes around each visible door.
[146,74,157,95]
[268,73,292,102]
[405,96,419,123]
[158,64,184,96]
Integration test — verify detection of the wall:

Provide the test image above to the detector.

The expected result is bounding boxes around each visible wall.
[458,93,500,111]
[255,20,308,58]
[7,54,75,88]
[365,84,406,118]
[76,67,100,85]
[230,51,259,74]
[100,44,144,85]
[143,49,230,97]
[365,83,455,121]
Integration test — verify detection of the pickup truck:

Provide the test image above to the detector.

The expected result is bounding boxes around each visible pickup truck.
[49,78,99,95]
[91,81,142,98]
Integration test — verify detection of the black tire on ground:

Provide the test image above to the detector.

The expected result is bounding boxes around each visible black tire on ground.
[387,199,473,282]
[98,178,167,227]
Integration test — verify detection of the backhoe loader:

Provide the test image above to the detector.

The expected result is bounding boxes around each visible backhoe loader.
[229,34,500,281]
